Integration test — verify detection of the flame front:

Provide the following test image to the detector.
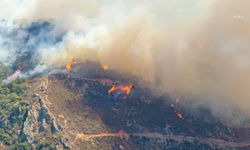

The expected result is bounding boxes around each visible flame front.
[66,60,78,71]
[108,84,133,96]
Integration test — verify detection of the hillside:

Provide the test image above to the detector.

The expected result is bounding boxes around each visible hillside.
[0,62,248,149]
[0,1,250,149]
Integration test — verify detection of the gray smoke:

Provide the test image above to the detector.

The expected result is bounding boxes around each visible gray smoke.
[1,0,250,123]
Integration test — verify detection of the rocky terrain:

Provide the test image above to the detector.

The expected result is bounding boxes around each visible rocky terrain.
[1,62,249,149]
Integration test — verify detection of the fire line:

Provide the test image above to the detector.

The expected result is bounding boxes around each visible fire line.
[108,84,133,96]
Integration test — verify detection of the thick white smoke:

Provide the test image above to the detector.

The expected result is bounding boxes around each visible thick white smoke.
[1,0,250,123]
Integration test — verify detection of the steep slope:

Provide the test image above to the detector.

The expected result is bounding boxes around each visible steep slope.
[24,62,250,150]
[0,66,67,149]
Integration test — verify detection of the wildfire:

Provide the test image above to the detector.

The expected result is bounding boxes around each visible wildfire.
[102,64,109,71]
[108,84,133,96]
[66,60,78,71]
[65,60,84,78]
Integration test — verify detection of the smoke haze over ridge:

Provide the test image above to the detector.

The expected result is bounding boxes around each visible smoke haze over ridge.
[1,0,250,123]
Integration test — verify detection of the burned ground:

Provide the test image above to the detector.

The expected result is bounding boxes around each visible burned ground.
[24,62,250,150]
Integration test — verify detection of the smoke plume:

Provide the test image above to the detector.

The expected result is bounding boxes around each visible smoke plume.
[1,0,250,123]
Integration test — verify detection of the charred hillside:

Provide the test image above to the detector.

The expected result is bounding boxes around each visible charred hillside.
[1,59,250,149]
[11,61,249,150]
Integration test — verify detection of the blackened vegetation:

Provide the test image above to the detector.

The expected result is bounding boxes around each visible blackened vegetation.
[60,61,250,150]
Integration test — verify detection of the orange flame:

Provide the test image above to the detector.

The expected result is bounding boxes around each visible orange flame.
[65,60,85,78]
[108,84,133,95]
[66,60,78,71]
[102,64,109,71]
